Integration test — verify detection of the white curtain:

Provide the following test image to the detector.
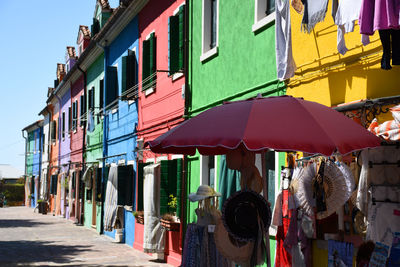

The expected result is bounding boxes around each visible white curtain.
[103,166,118,232]
[143,163,166,254]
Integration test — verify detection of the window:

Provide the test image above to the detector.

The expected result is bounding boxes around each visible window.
[51,120,57,142]
[68,107,72,132]
[91,18,100,37]
[80,94,86,127]
[106,66,118,108]
[42,134,45,153]
[100,79,104,111]
[50,175,58,195]
[34,132,37,153]
[121,50,137,98]
[201,0,219,61]
[200,155,217,189]
[117,165,134,206]
[142,32,156,92]
[88,87,95,110]
[160,159,182,216]
[62,112,66,139]
[169,5,185,76]
[253,0,275,32]
[72,100,78,130]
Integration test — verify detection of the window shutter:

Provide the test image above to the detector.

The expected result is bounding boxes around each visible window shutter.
[175,159,182,218]
[54,79,59,88]
[178,5,185,71]
[142,39,150,90]
[106,66,118,107]
[117,165,134,206]
[80,95,84,126]
[137,162,150,211]
[72,172,76,190]
[169,15,179,75]
[62,112,65,138]
[122,54,136,96]
[149,33,156,81]
[160,160,178,215]
[100,79,104,111]
[91,88,95,110]
[68,107,72,132]
[91,18,100,37]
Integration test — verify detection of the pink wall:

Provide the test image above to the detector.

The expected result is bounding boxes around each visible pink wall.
[138,0,185,162]
[70,75,85,164]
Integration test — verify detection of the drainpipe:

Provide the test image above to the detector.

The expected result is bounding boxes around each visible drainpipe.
[77,65,87,225]
[22,130,28,204]
[96,40,108,234]
[181,0,191,242]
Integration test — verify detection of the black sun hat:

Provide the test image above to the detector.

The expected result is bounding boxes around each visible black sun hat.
[222,190,272,242]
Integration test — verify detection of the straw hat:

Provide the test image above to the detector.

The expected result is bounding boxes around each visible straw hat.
[222,190,271,242]
[297,160,353,219]
[214,216,254,265]
[188,185,221,202]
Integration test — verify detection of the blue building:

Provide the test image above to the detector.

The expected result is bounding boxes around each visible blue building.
[97,0,145,246]
[22,120,43,208]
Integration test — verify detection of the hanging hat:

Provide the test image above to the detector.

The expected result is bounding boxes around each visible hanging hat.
[188,185,221,202]
[296,160,353,219]
[222,190,271,242]
[214,216,254,265]
[353,209,367,235]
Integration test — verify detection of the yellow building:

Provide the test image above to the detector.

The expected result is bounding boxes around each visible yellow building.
[286,4,400,266]
[287,5,400,111]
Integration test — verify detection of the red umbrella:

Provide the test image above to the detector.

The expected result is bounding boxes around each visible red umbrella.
[146,95,381,156]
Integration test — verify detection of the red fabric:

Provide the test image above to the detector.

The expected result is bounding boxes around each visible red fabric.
[146,95,381,156]
[275,190,292,267]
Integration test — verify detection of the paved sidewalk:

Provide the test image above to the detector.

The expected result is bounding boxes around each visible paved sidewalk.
[0,206,174,266]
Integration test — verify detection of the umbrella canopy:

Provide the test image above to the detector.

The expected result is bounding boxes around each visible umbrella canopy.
[146,95,381,156]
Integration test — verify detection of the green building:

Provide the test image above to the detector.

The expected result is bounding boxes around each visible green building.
[186,0,285,263]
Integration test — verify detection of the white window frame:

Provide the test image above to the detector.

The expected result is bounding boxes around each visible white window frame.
[252,0,275,32]
[200,155,217,190]
[200,0,219,62]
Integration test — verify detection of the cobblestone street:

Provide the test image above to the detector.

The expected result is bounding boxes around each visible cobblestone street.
[0,206,173,266]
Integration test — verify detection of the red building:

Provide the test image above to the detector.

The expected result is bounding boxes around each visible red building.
[135,0,186,265]
[69,25,91,224]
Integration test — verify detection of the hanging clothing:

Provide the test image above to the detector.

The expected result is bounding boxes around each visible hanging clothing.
[218,155,241,211]
[378,29,400,70]
[367,202,400,249]
[334,0,362,55]
[301,0,329,33]
[87,110,95,133]
[388,232,400,267]
[275,0,296,81]
[143,163,166,254]
[274,189,293,267]
[359,0,400,36]
[369,242,390,267]
[103,166,118,232]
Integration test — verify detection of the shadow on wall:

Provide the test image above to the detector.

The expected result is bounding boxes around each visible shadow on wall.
[0,219,52,228]
[0,240,95,265]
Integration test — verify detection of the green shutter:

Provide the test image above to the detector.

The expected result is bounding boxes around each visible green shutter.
[106,66,118,107]
[160,160,179,215]
[91,18,100,37]
[142,39,150,90]
[72,172,76,190]
[100,79,104,110]
[137,162,150,211]
[68,107,72,131]
[95,167,102,202]
[178,5,185,70]
[169,15,179,75]
[127,54,136,90]
[175,159,182,218]
[149,33,156,87]
[80,95,84,126]
[160,160,170,215]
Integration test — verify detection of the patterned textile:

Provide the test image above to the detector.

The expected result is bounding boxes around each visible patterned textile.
[328,240,354,267]
[368,118,400,141]
[103,166,118,232]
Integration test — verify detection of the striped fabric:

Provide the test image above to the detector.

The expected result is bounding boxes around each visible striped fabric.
[103,166,118,232]
[368,105,400,141]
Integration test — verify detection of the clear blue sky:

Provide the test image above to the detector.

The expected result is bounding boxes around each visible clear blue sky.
[0,0,119,172]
